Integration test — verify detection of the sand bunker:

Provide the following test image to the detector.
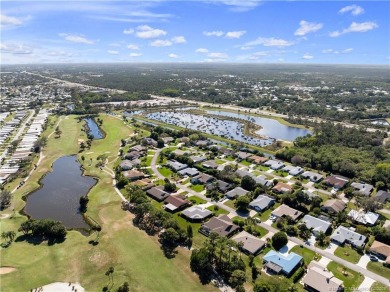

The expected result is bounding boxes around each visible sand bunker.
[0,267,16,275]
[34,282,85,292]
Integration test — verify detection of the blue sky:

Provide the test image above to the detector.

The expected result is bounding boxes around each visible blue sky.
[1,1,389,64]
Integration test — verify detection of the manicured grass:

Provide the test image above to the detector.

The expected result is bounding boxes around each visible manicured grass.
[240,160,251,166]
[334,246,362,264]
[215,159,225,165]
[158,166,172,178]
[290,245,321,265]
[251,170,262,176]
[143,155,153,166]
[189,184,205,192]
[225,156,235,161]
[327,261,364,289]
[367,261,390,279]
[370,281,389,292]
[207,205,229,216]
[224,199,236,209]
[1,115,214,292]
[259,203,280,222]
[257,165,269,171]
[187,196,207,205]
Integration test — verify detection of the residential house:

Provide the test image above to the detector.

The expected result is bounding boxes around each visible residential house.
[249,195,275,212]
[271,204,303,222]
[172,149,187,156]
[123,169,146,181]
[375,190,390,204]
[163,195,191,212]
[143,137,158,147]
[330,226,367,248]
[178,167,199,177]
[191,173,215,185]
[369,241,390,264]
[235,151,252,161]
[263,250,303,276]
[324,175,349,189]
[272,182,293,194]
[302,261,343,292]
[301,215,331,236]
[256,175,274,188]
[232,231,266,255]
[181,206,213,222]
[282,165,304,176]
[161,137,174,144]
[146,186,170,202]
[124,151,142,160]
[202,160,219,169]
[166,160,188,172]
[189,155,207,163]
[196,140,209,147]
[321,199,346,214]
[225,187,249,199]
[351,182,374,197]
[132,178,154,190]
[248,155,268,165]
[129,145,146,152]
[348,210,379,226]
[199,215,240,237]
[119,160,134,171]
[301,171,323,183]
[218,147,232,155]
[206,180,232,193]
[235,169,252,178]
[264,159,285,170]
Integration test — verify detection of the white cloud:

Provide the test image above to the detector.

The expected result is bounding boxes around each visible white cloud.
[208,52,228,59]
[136,25,167,39]
[171,36,186,44]
[342,48,353,53]
[108,50,119,55]
[58,33,96,44]
[339,5,364,16]
[168,53,179,58]
[302,53,313,59]
[123,28,134,35]
[217,0,262,12]
[244,37,294,47]
[225,31,246,39]
[150,39,172,47]
[322,49,334,53]
[129,52,142,57]
[196,48,209,54]
[294,20,323,36]
[203,31,224,37]
[127,44,140,50]
[109,43,121,47]
[330,22,378,37]
[0,42,33,54]
[240,46,253,50]
[0,14,29,29]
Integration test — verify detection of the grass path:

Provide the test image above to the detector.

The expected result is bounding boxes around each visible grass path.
[1,115,215,292]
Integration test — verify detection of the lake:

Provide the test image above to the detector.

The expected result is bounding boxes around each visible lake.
[205,110,311,141]
[145,110,311,146]
[84,118,104,139]
[24,156,97,229]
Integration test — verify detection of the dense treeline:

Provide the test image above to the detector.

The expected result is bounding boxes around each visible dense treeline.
[18,219,67,243]
[277,122,390,186]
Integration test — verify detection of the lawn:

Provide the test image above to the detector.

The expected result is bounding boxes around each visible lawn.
[290,245,321,265]
[143,155,153,167]
[207,205,229,216]
[158,166,172,178]
[215,159,225,165]
[367,261,390,278]
[187,195,207,205]
[189,184,205,192]
[0,115,214,292]
[224,199,236,209]
[370,281,388,292]
[240,160,251,166]
[327,261,364,289]
[334,246,362,264]
[225,156,235,161]
[257,165,270,171]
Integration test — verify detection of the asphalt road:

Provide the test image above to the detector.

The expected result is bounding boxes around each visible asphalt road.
[151,147,390,288]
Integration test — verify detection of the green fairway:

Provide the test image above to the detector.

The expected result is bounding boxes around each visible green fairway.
[0,115,215,292]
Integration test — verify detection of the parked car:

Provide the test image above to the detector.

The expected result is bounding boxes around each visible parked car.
[369,255,379,261]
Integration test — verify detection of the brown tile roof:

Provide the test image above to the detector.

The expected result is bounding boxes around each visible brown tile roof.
[164,195,191,209]
[201,215,240,237]
[369,240,390,263]
[272,182,293,193]
[302,262,343,292]
[271,204,303,221]
[248,155,268,164]
[321,199,346,213]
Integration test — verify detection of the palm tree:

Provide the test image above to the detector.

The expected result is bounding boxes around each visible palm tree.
[105,266,114,286]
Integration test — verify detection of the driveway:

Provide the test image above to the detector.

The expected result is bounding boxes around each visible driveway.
[318,257,331,267]
[357,277,375,291]
[326,242,339,254]
[264,219,273,226]
[357,254,371,269]
[279,241,297,255]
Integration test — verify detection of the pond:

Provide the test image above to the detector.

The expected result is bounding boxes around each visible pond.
[24,156,97,229]
[205,110,312,141]
[84,118,104,139]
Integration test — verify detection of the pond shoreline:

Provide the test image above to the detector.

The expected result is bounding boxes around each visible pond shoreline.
[21,155,99,233]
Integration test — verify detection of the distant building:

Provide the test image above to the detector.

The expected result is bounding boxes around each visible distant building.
[263,250,303,276]
[178,167,199,177]
[282,165,304,176]
[375,190,390,204]
[369,240,390,264]
[163,195,191,212]
[249,195,275,212]
[199,215,240,237]
[272,182,293,194]
[264,159,285,170]
[181,206,213,222]
[330,226,366,248]
[351,182,374,197]
[324,175,349,189]
[301,215,331,236]
[232,231,266,255]
[302,261,343,292]
[248,155,268,165]
[146,186,170,202]
[348,210,379,226]
[271,204,303,222]
[191,173,215,185]
[321,199,346,214]
[225,187,249,199]
[166,160,188,172]
[301,171,323,183]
